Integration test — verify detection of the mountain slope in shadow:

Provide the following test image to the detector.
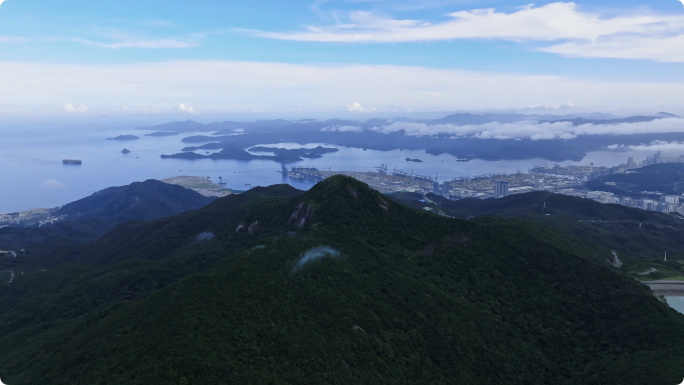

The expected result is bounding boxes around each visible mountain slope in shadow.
[0,180,218,270]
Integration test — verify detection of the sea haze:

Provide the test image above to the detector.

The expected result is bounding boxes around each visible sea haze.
[0,121,661,213]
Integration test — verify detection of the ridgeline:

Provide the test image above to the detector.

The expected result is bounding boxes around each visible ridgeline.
[0,180,215,270]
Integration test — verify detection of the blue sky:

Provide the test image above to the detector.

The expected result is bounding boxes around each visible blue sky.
[2,0,684,117]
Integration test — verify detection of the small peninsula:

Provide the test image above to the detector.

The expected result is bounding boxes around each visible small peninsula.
[107,135,139,141]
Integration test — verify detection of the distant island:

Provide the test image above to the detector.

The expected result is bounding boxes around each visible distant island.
[131,112,684,163]
[107,135,139,141]
[121,149,131,154]
[161,145,339,163]
[145,131,180,137]
[405,158,423,162]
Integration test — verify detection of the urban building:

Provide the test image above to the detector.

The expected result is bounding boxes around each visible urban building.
[494,180,510,198]
[642,199,658,211]
[662,195,680,205]
[441,181,451,198]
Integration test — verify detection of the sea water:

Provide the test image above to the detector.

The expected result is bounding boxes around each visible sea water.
[0,123,659,213]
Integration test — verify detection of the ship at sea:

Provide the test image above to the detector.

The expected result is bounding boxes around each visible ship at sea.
[62,159,82,165]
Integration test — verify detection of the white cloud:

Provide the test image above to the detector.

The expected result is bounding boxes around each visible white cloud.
[372,117,684,140]
[1,60,684,113]
[373,120,578,140]
[0,0,7,8]
[322,125,363,132]
[62,103,89,113]
[66,37,196,49]
[346,102,375,112]
[173,103,197,114]
[0,37,26,43]
[544,35,684,62]
[625,140,684,151]
[43,179,65,189]
[249,3,684,62]
[524,103,575,111]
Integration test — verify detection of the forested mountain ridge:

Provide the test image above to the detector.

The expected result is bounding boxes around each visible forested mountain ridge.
[0,180,217,271]
[1,176,684,384]
[54,179,216,222]
[388,190,684,280]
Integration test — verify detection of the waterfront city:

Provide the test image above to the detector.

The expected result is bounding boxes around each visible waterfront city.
[4,150,684,228]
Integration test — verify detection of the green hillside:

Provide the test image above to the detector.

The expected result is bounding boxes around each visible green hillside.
[1,176,684,384]
[586,163,684,197]
[0,179,217,271]
[389,190,684,281]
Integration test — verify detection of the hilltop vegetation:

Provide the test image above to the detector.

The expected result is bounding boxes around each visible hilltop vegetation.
[389,190,684,281]
[1,176,684,383]
[54,179,215,223]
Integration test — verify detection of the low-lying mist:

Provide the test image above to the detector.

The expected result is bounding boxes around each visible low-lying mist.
[291,246,341,273]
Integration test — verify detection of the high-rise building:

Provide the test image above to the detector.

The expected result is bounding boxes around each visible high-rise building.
[494,180,510,198]
[627,157,635,169]
[441,181,450,198]
[661,195,680,205]
[654,151,662,164]
[433,181,440,195]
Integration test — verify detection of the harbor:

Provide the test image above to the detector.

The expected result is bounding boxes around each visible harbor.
[277,163,586,199]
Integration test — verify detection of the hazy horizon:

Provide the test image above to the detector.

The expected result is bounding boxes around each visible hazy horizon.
[1,0,684,120]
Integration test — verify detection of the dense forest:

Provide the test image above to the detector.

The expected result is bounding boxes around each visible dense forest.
[389,189,684,281]
[1,176,684,384]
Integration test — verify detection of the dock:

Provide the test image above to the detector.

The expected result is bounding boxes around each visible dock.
[160,176,232,197]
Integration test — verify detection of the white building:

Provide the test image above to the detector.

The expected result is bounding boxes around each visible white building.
[662,195,680,205]
[642,199,658,211]
[494,180,510,198]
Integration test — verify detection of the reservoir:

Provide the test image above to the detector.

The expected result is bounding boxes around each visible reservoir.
[666,297,684,315]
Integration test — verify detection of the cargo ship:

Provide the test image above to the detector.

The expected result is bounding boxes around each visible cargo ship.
[62,159,82,165]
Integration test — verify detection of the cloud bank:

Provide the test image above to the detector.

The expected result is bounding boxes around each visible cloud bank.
[1,60,683,114]
[371,118,684,140]
[617,140,684,152]
[250,3,684,62]
[322,125,363,132]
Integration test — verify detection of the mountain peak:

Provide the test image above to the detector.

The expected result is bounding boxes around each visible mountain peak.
[306,175,380,202]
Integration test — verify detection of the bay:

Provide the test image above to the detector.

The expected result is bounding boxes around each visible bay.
[0,124,657,213]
